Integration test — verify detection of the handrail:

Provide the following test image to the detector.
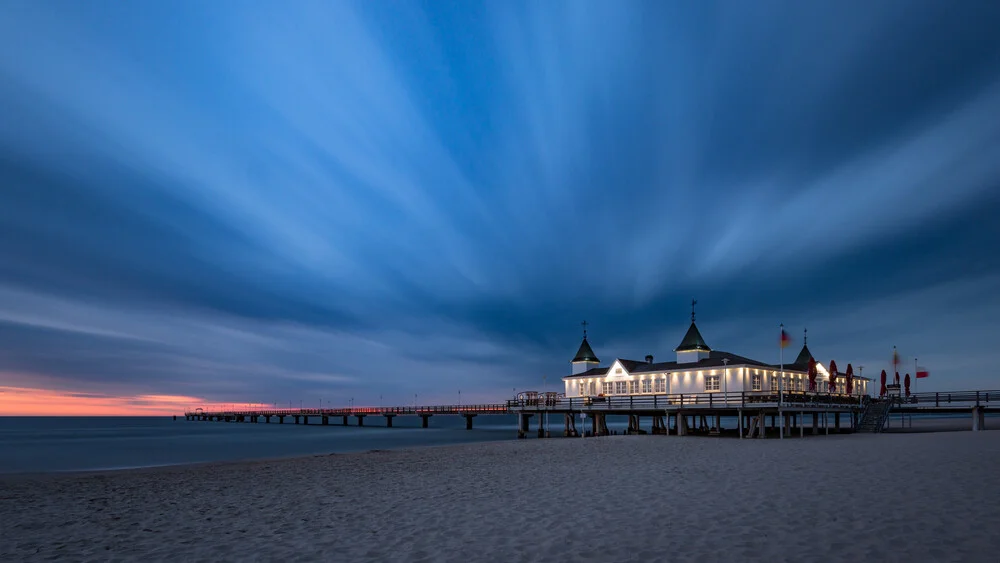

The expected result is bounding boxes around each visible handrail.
[505,390,865,411]
[186,403,509,417]
[185,389,1000,417]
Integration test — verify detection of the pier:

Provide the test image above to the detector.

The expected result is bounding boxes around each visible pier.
[507,390,864,439]
[184,404,507,430]
[183,389,998,437]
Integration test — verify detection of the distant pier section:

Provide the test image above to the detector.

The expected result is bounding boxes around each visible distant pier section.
[184,404,506,429]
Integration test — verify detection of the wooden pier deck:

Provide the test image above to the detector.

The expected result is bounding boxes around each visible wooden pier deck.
[181,389,998,437]
[184,404,507,429]
[505,389,999,438]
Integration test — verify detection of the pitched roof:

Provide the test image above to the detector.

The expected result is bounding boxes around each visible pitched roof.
[794,344,813,365]
[564,350,773,378]
[674,322,710,352]
[562,349,875,381]
[571,337,599,363]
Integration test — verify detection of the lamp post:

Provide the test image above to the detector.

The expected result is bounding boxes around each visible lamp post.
[543,375,548,435]
[722,358,730,406]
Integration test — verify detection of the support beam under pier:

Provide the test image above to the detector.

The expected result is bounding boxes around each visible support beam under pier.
[518,413,532,438]
[420,414,432,429]
[384,414,395,428]
[464,414,476,430]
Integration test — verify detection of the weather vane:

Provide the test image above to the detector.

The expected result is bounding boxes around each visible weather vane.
[804,327,807,345]
[581,320,588,339]
[691,299,697,323]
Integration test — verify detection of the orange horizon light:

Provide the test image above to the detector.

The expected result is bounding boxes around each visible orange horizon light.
[0,386,209,416]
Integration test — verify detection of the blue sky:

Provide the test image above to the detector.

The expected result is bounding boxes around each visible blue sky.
[1,1,999,408]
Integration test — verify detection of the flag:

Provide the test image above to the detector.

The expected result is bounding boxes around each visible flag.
[916,366,930,379]
[780,329,791,348]
[892,349,901,366]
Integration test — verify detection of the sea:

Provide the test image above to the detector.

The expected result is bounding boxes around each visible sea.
[0,414,636,474]
[1,412,991,474]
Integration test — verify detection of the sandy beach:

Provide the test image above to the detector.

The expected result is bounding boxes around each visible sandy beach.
[3,431,999,563]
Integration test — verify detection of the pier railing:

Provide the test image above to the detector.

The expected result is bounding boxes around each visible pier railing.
[891,390,998,408]
[507,391,865,412]
[186,404,509,417]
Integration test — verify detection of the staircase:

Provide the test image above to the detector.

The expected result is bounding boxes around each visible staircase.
[858,399,892,433]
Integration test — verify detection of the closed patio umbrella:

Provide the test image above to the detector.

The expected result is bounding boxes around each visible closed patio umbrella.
[808,358,817,392]
[845,364,854,395]
[904,373,911,397]
[828,360,838,393]
[880,370,887,397]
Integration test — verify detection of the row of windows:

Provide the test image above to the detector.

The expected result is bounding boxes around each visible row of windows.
[578,374,856,395]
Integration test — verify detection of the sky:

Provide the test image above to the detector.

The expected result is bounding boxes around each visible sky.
[2,1,1000,415]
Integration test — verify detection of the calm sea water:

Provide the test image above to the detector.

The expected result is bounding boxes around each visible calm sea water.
[2,412,989,474]
[0,415,523,474]
[0,413,654,474]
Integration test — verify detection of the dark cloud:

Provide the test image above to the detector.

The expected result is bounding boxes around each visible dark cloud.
[1,1,999,405]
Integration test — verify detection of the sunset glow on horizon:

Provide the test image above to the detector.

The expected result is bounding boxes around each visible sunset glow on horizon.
[0,386,211,416]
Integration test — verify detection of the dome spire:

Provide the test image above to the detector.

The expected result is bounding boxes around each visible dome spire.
[794,327,813,365]
[571,320,600,366]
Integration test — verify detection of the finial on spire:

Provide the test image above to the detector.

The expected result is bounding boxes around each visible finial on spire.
[691,299,697,323]
[581,320,588,339]
[804,327,807,345]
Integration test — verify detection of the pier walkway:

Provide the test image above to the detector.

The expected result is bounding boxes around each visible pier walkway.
[184,404,507,429]
[507,390,863,439]
[505,389,999,438]
[182,389,998,437]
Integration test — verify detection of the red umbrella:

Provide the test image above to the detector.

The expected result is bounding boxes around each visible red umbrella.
[904,373,911,397]
[808,358,817,392]
[880,370,887,397]
[894,371,900,386]
[829,360,838,393]
[845,364,854,395]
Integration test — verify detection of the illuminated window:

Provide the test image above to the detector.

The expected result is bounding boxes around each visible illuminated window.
[705,375,720,392]
[615,381,627,394]
[656,379,666,393]
[641,379,652,393]
[751,374,762,391]
[615,368,623,374]
[602,382,611,395]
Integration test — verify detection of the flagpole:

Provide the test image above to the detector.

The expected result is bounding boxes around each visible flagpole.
[779,323,784,408]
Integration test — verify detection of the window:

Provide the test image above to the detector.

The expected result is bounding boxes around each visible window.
[628,381,638,394]
[602,382,611,395]
[615,381,626,394]
[641,379,652,393]
[705,375,720,392]
[751,374,762,391]
[615,368,623,374]
[656,379,666,393]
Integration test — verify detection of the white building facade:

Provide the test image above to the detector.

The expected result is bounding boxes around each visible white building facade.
[563,320,869,399]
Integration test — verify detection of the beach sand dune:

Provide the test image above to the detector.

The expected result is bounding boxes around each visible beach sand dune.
[2,431,999,562]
